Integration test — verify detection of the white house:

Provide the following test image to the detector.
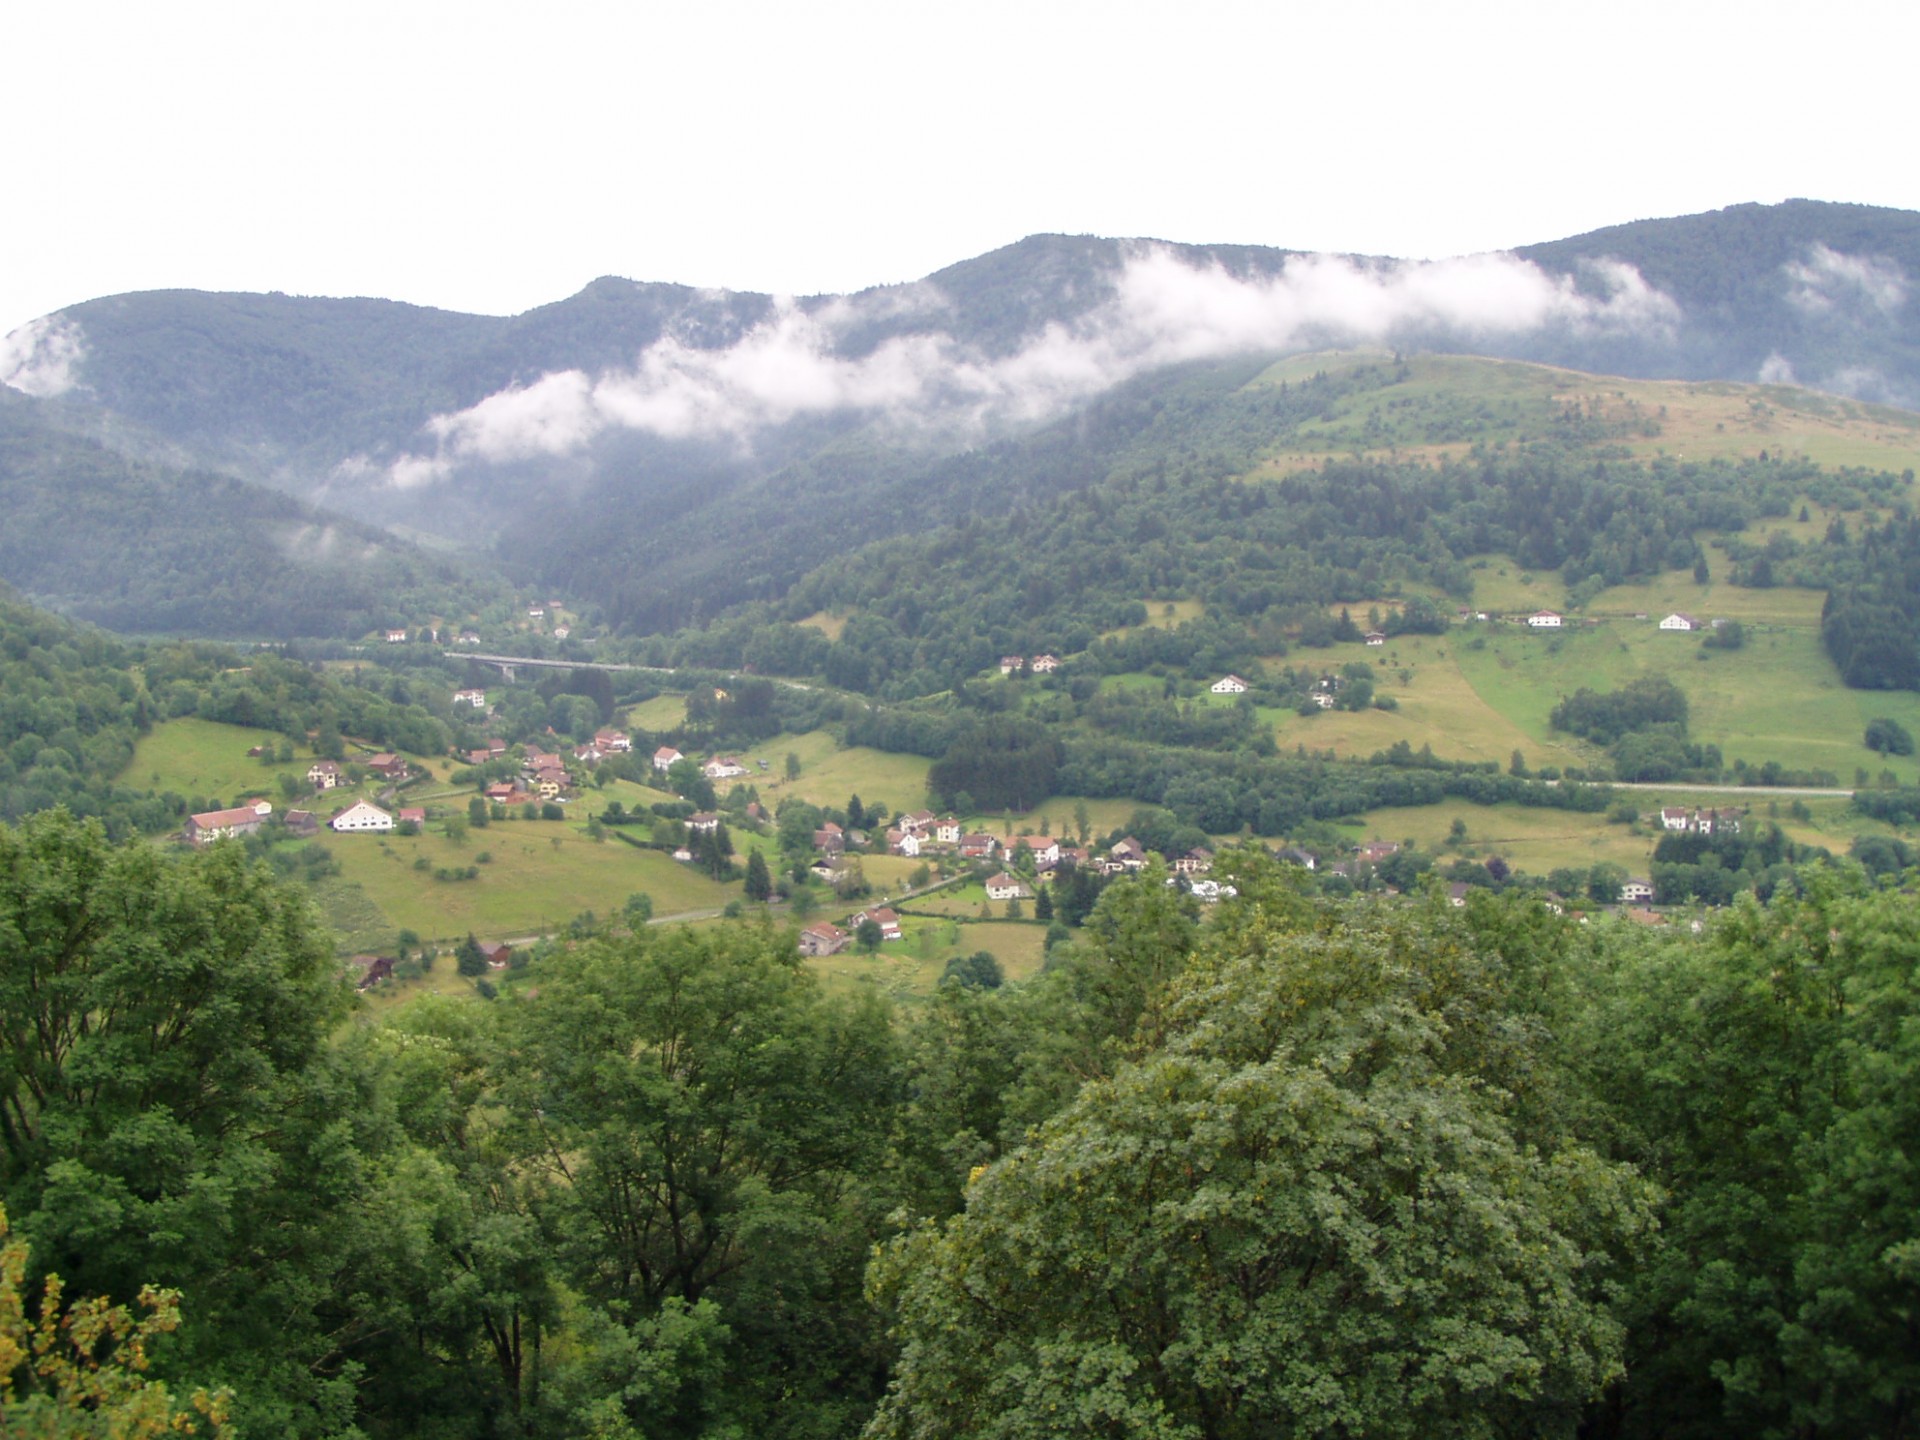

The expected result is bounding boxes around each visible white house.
[1211,674,1250,694]
[453,688,487,708]
[1659,613,1700,632]
[654,746,684,772]
[307,760,344,790]
[703,756,748,780]
[985,873,1030,902]
[1364,631,1387,646]
[1527,611,1563,629]
[384,628,408,643]
[1620,878,1655,904]
[1030,654,1060,673]
[331,801,394,833]
[1661,807,1692,831]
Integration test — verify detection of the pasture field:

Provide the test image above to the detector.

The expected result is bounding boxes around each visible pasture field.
[622,693,690,731]
[1336,801,1654,877]
[312,822,732,947]
[750,731,934,812]
[806,918,1050,1001]
[123,718,315,804]
[1240,351,1920,484]
[794,610,851,641]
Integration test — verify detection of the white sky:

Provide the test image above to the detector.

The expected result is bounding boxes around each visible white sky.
[5,0,1915,337]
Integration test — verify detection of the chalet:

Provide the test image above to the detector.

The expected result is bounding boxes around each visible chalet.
[1030,653,1060,672]
[703,756,748,780]
[1527,610,1563,629]
[998,656,1025,675]
[1364,631,1387,646]
[1105,838,1148,873]
[959,833,999,860]
[594,729,632,753]
[534,767,570,799]
[185,801,271,846]
[479,942,512,969]
[384,628,408,644]
[484,781,520,803]
[898,810,936,836]
[1659,613,1701,632]
[798,922,849,957]
[331,801,394,833]
[814,821,844,854]
[851,907,904,942]
[688,812,722,833]
[307,760,344,790]
[654,745,684,772]
[284,809,318,837]
[1620,878,1655,904]
[365,754,410,781]
[453,688,488,708]
[1211,674,1250,694]
[1173,847,1213,875]
[934,815,963,844]
[397,807,427,827]
[985,874,1030,902]
[1013,835,1061,870]
[888,828,922,857]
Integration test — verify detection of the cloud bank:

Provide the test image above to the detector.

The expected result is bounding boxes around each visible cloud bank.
[0,316,86,398]
[381,248,1682,486]
[1785,244,1908,319]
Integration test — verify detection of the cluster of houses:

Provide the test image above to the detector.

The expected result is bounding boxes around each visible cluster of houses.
[999,654,1061,675]
[1660,805,1745,835]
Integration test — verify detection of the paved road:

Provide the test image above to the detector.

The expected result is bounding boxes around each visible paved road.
[468,653,811,690]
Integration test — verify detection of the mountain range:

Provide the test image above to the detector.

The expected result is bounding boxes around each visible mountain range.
[4,198,1919,637]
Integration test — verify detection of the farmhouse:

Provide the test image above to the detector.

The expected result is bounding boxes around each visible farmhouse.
[184,801,271,846]
[1364,631,1386,646]
[1620,878,1656,904]
[798,922,849,957]
[703,756,748,780]
[331,801,394,833]
[887,828,922,857]
[851,907,904,942]
[1659,613,1701,632]
[1210,674,1250,694]
[1013,835,1061,870]
[453,688,487,708]
[1527,610,1564,629]
[1173,847,1213,875]
[1030,654,1060,672]
[814,820,844,854]
[307,760,345,790]
[998,656,1025,675]
[284,809,318,837]
[479,942,513,969]
[365,754,410,781]
[594,729,632,753]
[384,628,408,643]
[985,874,1030,902]
[959,833,999,861]
[397,807,427,827]
[653,745,683,771]
[688,812,722,833]
[1661,807,1692,831]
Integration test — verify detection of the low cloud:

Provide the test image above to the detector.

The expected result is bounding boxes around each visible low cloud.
[0,316,86,398]
[1785,244,1908,318]
[380,248,1682,486]
[1758,352,1797,385]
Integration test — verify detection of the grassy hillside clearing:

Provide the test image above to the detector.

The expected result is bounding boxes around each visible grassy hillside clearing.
[1243,351,1920,484]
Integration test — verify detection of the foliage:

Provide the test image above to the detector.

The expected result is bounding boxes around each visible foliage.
[869,884,1655,1439]
[0,1203,230,1438]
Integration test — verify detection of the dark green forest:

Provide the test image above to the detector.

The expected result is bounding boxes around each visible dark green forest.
[5,819,1920,1438]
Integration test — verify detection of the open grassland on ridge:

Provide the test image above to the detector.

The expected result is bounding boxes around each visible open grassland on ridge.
[1240,350,1920,484]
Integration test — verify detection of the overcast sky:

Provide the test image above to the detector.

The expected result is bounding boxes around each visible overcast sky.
[5,0,1914,337]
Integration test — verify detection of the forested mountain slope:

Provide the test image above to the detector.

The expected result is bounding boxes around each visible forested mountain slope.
[4,200,1919,636]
